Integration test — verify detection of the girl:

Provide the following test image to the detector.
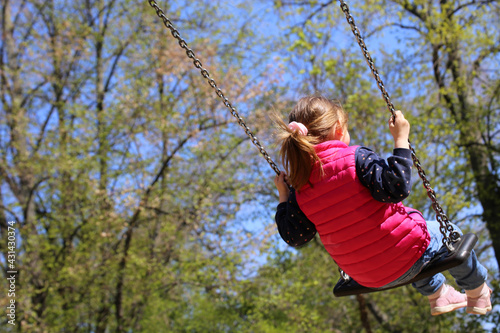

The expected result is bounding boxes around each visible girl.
[273,95,492,316]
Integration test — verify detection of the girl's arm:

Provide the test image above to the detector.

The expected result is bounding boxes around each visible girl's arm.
[356,110,413,203]
[355,146,413,203]
[274,173,317,247]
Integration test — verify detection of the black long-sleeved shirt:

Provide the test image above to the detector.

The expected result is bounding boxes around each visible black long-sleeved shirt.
[275,146,414,247]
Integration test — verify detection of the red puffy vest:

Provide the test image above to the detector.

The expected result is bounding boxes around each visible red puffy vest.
[296,141,430,288]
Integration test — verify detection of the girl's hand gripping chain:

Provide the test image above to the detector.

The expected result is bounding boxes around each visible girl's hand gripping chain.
[274,172,290,203]
[389,110,410,149]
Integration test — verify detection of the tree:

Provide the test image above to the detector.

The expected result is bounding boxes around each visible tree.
[389,0,500,267]
[0,0,279,331]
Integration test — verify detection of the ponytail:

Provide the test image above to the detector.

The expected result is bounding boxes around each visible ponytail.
[274,95,347,191]
[274,119,320,191]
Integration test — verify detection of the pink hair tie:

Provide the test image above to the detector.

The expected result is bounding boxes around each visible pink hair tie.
[288,121,308,136]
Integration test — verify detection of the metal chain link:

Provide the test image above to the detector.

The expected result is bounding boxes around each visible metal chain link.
[147,0,281,176]
[338,0,460,250]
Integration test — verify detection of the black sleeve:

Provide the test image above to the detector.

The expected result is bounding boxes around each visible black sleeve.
[275,189,317,247]
[355,146,413,203]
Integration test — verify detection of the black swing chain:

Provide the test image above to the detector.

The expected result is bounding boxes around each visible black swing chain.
[338,0,460,250]
[146,0,281,177]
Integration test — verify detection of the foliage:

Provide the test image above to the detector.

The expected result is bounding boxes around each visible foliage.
[0,0,277,331]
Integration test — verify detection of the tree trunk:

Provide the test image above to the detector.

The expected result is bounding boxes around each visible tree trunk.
[356,294,373,333]
[447,39,500,267]
[427,5,500,267]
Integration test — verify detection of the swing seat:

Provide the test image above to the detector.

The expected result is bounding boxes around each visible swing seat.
[333,233,478,297]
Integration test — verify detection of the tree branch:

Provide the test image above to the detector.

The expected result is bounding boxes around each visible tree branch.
[391,0,427,21]
[447,0,497,18]
[472,41,500,74]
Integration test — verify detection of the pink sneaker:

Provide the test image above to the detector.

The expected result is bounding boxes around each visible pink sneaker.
[466,285,492,315]
[429,285,467,316]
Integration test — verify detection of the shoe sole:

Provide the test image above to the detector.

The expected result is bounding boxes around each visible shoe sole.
[466,306,492,315]
[431,302,467,316]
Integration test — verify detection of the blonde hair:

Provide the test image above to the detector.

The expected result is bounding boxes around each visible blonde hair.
[275,95,348,191]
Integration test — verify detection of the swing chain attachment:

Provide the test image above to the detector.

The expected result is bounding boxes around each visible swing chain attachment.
[338,0,460,251]
[146,0,281,176]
